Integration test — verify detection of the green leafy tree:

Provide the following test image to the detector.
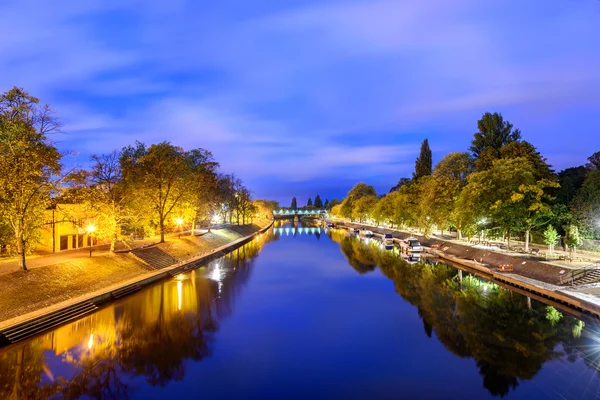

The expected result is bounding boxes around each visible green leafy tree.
[414,138,432,180]
[499,141,553,180]
[556,166,588,206]
[352,195,378,223]
[120,141,192,243]
[389,177,411,193]
[0,87,61,270]
[307,197,313,207]
[290,197,297,210]
[564,224,582,256]
[471,112,521,171]
[66,152,131,252]
[314,194,323,208]
[571,168,600,239]
[433,152,474,184]
[324,198,329,208]
[418,175,461,237]
[326,198,341,211]
[543,225,560,255]
[340,183,376,219]
[459,157,557,250]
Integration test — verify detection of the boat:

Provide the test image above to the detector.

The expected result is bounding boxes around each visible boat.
[405,237,424,253]
[383,233,394,246]
[326,222,335,228]
[403,254,421,264]
[350,227,360,234]
[359,228,373,237]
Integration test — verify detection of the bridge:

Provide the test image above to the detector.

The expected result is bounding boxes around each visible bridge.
[273,209,327,216]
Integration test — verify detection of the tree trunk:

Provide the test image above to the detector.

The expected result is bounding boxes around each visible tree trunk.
[110,239,116,253]
[159,218,165,243]
[457,229,462,240]
[525,229,530,252]
[507,230,511,249]
[10,347,24,400]
[16,229,27,271]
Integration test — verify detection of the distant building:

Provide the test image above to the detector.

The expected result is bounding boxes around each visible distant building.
[40,203,100,253]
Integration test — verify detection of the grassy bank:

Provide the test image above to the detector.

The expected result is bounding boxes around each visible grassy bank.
[0,220,270,323]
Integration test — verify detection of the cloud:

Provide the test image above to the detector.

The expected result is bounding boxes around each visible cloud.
[1,0,599,203]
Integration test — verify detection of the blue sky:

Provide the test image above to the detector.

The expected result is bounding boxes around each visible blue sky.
[1,0,599,205]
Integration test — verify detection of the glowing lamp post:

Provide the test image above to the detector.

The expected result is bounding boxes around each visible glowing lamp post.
[176,218,183,239]
[87,224,96,257]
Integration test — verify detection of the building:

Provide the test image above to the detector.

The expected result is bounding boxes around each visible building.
[40,203,99,253]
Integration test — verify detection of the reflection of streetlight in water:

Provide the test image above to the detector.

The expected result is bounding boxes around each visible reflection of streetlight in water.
[88,333,94,350]
[177,280,182,310]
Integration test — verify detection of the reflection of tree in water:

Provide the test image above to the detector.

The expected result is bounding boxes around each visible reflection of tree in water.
[344,238,589,397]
[0,230,280,399]
[329,230,377,274]
[0,343,59,399]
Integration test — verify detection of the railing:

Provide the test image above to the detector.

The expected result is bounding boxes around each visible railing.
[559,263,600,285]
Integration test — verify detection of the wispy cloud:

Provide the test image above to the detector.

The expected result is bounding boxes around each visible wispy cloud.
[1,0,599,201]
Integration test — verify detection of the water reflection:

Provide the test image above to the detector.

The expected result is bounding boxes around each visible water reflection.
[0,229,278,399]
[329,229,600,397]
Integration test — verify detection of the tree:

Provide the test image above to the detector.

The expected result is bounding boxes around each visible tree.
[389,177,411,193]
[543,225,559,255]
[120,141,192,243]
[414,138,432,180]
[326,198,341,211]
[314,194,323,208]
[471,112,521,171]
[290,197,297,210]
[340,183,377,219]
[500,141,553,180]
[307,197,313,207]
[564,225,582,257]
[324,198,329,208]
[66,152,131,252]
[459,157,557,250]
[0,87,61,270]
[556,166,587,206]
[186,149,219,231]
[586,152,600,170]
[418,175,461,237]
[571,168,600,239]
[433,152,474,184]
[352,195,378,223]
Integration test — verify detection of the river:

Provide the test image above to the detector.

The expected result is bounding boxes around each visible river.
[1,221,600,399]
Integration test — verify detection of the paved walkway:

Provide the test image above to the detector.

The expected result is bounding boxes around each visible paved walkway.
[0,228,220,275]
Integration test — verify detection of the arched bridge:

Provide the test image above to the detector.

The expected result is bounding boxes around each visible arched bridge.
[272,209,328,219]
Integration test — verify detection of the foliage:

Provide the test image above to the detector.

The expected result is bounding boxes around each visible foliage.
[307,197,313,207]
[433,152,473,184]
[290,197,297,210]
[389,177,411,193]
[543,225,559,254]
[564,224,582,253]
[471,112,521,171]
[545,306,563,326]
[571,169,600,239]
[0,87,61,270]
[313,194,323,208]
[414,138,432,180]
[340,183,376,219]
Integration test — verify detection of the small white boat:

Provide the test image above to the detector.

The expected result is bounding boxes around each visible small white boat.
[383,233,394,246]
[359,228,373,237]
[405,237,424,253]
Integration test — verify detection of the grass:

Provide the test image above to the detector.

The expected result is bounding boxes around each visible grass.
[0,253,148,322]
[0,219,271,323]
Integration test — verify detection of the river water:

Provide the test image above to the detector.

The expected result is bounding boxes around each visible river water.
[2,221,600,399]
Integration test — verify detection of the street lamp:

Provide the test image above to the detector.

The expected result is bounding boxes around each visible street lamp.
[176,218,183,239]
[87,224,96,257]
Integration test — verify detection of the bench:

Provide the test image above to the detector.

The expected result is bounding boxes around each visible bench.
[498,264,514,272]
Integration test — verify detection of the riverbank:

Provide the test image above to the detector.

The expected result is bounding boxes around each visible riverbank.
[337,221,600,317]
[0,219,272,328]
